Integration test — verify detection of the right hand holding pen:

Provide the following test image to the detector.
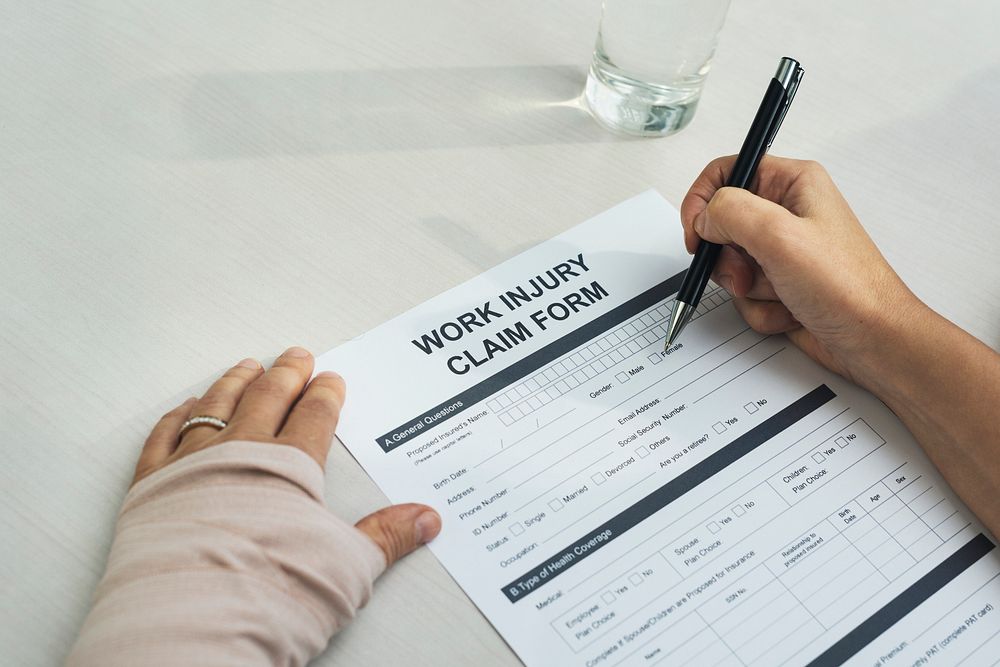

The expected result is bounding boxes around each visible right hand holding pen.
[679,155,923,383]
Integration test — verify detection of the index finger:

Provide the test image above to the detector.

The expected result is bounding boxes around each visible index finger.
[278,371,347,468]
[679,155,818,252]
[679,155,737,253]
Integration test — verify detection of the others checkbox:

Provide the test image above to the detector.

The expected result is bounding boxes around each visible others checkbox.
[812,452,826,463]
[510,522,525,536]
[712,422,727,434]
[548,498,564,512]
[592,472,606,485]
[635,445,650,458]
[744,402,759,414]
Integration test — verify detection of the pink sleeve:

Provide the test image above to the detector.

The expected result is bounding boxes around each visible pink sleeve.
[66,441,387,667]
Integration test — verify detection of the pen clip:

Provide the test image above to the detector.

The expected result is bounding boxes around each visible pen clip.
[766,64,804,149]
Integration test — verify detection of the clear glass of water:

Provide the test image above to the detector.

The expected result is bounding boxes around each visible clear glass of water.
[584,0,732,137]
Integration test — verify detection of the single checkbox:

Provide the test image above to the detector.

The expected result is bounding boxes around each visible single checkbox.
[629,573,644,586]
[732,505,746,516]
[592,472,606,485]
[836,436,849,448]
[601,591,616,604]
[712,422,727,434]
[744,402,759,414]
[635,445,650,458]
[812,452,826,463]
[707,521,721,534]
[510,522,525,536]
[548,498,564,512]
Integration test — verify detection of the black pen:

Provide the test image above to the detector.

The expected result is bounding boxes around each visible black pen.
[664,57,804,348]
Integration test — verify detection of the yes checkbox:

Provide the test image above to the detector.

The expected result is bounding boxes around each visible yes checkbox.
[707,521,721,534]
[812,452,826,463]
[601,591,616,604]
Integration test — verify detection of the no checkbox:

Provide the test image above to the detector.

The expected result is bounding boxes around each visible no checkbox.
[836,436,849,448]
[629,573,644,586]
[732,505,746,516]
[744,402,759,414]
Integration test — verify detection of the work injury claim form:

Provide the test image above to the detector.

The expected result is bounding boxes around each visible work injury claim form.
[316,192,1000,666]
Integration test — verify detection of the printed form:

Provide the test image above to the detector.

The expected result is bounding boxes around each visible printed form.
[316,192,1000,666]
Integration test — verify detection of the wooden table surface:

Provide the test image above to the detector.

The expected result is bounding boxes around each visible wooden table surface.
[2,1,998,664]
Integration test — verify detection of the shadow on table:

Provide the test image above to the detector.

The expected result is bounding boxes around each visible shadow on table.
[107,66,628,159]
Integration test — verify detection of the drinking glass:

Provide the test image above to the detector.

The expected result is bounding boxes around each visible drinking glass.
[584,0,732,136]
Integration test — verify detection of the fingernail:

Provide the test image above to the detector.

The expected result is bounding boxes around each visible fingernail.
[694,210,707,235]
[284,346,310,358]
[237,358,260,369]
[316,370,341,379]
[718,274,735,293]
[414,511,441,544]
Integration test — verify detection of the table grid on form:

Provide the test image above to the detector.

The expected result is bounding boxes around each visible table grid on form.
[489,286,728,425]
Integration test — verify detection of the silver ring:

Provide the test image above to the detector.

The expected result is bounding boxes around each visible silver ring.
[179,415,228,438]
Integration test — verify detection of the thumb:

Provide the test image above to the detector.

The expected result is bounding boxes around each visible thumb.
[694,187,796,260]
[355,503,441,568]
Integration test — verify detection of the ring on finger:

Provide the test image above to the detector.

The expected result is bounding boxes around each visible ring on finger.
[179,415,228,439]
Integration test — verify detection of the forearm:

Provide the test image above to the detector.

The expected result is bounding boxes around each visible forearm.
[67,442,385,667]
[853,303,1000,536]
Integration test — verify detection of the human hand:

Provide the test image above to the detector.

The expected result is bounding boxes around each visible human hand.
[680,156,924,383]
[133,346,442,566]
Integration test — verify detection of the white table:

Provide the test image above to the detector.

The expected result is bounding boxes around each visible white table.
[2,1,998,664]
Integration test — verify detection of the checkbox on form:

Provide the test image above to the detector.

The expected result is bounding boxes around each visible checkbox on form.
[744,402,758,414]
[712,422,726,434]
[836,436,849,448]
[510,522,524,536]
[592,472,606,485]
[548,499,563,512]
[813,452,826,463]
[601,591,616,604]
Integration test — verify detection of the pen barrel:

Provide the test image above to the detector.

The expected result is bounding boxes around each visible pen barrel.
[725,77,787,189]
[677,241,723,306]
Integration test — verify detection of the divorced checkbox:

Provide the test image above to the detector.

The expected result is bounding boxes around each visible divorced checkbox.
[732,505,746,517]
[601,591,616,604]
[707,521,721,534]
[744,402,759,414]
[548,498,564,512]
[510,522,525,536]
[812,452,826,463]
[635,445,650,458]
[712,422,727,434]
[592,472,606,485]
[629,573,644,586]
[615,372,629,384]
[836,436,849,449]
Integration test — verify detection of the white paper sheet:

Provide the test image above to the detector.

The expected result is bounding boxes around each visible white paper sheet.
[316,191,1000,666]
